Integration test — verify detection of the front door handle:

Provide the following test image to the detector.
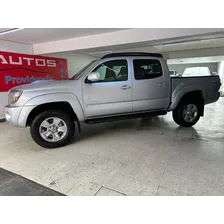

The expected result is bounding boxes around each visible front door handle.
[158,82,166,87]
[121,85,131,90]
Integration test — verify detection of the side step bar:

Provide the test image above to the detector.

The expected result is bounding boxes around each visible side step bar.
[85,110,167,124]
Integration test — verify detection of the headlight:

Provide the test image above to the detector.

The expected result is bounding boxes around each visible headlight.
[8,90,23,105]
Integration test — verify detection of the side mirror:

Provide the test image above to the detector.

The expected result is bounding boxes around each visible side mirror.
[86,72,100,83]
[211,72,217,76]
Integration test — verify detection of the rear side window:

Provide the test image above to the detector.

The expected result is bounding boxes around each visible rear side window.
[133,59,163,80]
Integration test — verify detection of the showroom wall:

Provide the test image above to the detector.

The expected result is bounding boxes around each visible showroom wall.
[0,40,33,54]
[168,63,218,74]
[44,52,98,78]
[217,61,224,84]
[0,40,33,119]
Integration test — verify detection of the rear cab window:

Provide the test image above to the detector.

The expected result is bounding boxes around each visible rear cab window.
[133,59,163,80]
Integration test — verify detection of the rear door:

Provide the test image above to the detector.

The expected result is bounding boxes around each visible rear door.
[131,58,170,112]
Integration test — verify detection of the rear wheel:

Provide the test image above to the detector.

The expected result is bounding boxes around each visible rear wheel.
[30,110,75,148]
[173,99,201,127]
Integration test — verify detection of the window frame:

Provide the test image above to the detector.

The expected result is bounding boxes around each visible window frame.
[133,59,163,80]
[85,59,129,83]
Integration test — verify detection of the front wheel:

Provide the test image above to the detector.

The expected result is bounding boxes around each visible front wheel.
[30,110,75,148]
[172,100,201,127]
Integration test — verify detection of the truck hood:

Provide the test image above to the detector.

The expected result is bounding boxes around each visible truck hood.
[13,80,78,92]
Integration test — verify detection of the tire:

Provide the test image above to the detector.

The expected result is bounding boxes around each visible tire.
[172,99,201,127]
[30,110,75,148]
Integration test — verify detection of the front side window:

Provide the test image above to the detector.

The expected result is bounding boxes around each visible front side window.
[70,60,98,80]
[133,59,163,80]
[92,60,128,82]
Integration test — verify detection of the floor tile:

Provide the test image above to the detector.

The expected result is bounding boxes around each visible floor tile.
[156,186,187,196]
[95,187,126,196]
[105,173,158,196]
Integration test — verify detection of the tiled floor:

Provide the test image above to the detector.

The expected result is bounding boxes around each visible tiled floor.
[0,97,224,196]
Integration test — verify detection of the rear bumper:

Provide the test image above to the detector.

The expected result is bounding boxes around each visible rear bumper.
[218,92,221,99]
[205,92,220,105]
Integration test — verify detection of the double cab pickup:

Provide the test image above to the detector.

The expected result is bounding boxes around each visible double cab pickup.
[5,52,221,148]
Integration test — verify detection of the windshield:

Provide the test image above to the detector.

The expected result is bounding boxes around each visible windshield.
[182,67,210,76]
[70,60,98,80]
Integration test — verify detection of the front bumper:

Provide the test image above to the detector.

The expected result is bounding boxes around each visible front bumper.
[5,105,22,126]
[5,105,36,127]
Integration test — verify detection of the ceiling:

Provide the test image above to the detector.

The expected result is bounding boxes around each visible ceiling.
[0,28,11,32]
[154,38,224,52]
[73,36,224,65]
[2,28,224,64]
[167,56,224,64]
[0,28,130,44]
[76,37,224,57]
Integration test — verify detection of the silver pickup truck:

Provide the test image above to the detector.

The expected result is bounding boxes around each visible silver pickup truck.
[5,52,221,148]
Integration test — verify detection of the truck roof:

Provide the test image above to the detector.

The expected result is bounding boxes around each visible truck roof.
[101,52,163,59]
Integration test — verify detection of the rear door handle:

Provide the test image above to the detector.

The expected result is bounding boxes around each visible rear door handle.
[121,85,131,90]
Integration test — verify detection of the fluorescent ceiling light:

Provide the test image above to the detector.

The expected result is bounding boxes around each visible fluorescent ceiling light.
[163,39,201,46]
[89,50,112,55]
[0,28,23,36]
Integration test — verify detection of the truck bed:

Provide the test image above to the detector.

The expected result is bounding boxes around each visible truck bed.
[171,75,221,107]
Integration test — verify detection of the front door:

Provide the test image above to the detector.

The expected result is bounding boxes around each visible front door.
[131,58,170,112]
[83,59,132,118]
